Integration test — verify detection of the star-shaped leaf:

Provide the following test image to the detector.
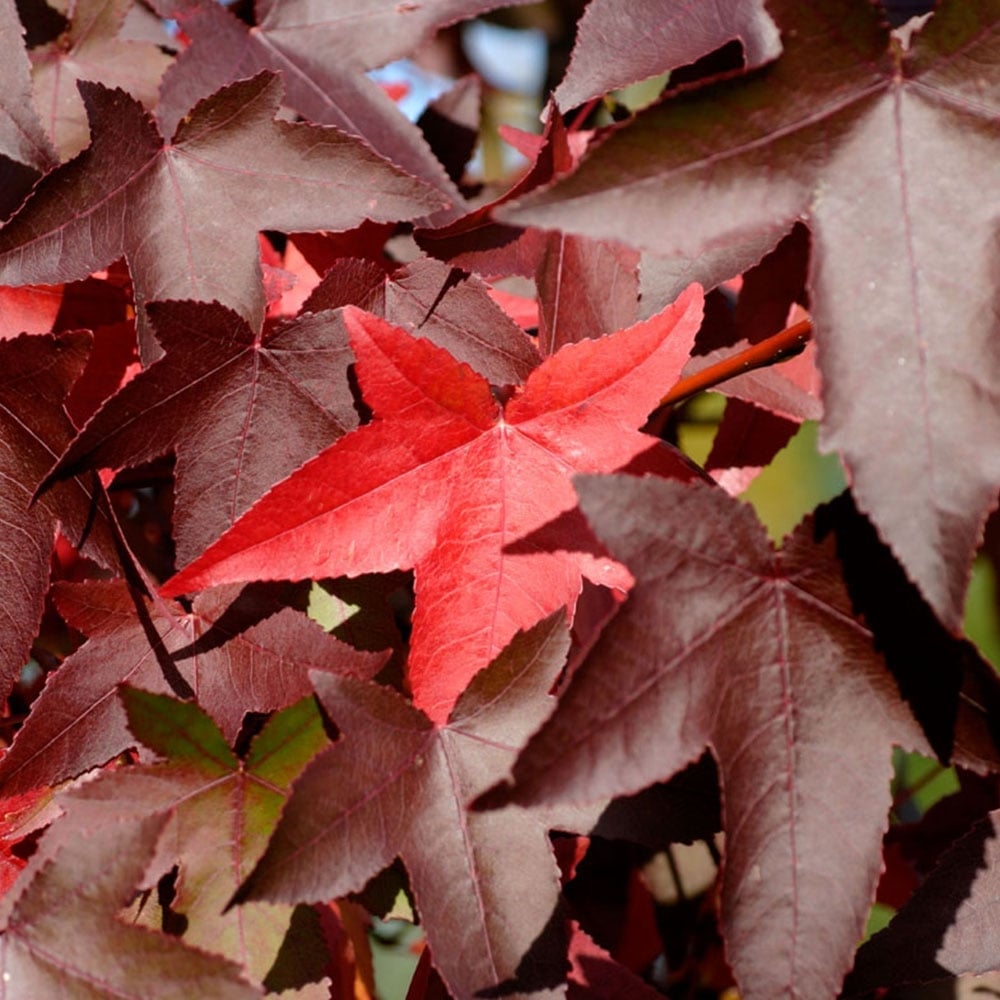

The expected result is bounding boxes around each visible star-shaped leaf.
[0,331,115,696]
[0,72,444,361]
[41,298,361,566]
[0,579,384,795]
[234,613,572,1000]
[488,476,932,1000]
[0,811,261,998]
[500,0,1000,629]
[49,689,333,984]
[29,0,172,160]
[163,288,703,723]
[150,0,533,220]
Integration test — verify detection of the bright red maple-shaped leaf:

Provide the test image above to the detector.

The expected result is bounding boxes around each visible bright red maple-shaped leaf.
[49,689,333,984]
[0,811,261,998]
[28,0,172,160]
[0,579,383,795]
[0,331,115,696]
[234,614,572,1000]
[42,298,361,566]
[487,476,932,1000]
[501,0,1000,629]
[0,72,443,361]
[553,0,781,110]
[163,287,704,722]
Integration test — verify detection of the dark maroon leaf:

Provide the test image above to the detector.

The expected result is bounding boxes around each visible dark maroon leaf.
[42,298,360,565]
[0,578,383,795]
[705,397,799,494]
[416,109,580,277]
[0,73,443,361]
[815,491,1000,772]
[733,222,809,344]
[150,0,525,220]
[554,0,781,109]
[235,614,572,999]
[844,807,1000,996]
[489,476,932,1000]
[0,331,115,696]
[501,0,1000,628]
[536,235,640,356]
[305,254,541,385]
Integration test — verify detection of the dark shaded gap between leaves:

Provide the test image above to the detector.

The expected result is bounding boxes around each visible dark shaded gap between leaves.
[815,491,1000,765]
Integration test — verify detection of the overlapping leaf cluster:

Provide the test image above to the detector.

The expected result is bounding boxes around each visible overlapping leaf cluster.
[0,0,998,997]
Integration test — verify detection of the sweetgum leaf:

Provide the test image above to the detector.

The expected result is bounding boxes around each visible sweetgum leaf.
[151,0,458,216]
[0,331,115,696]
[416,110,579,278]
[705,397,799,494]
[535,236,640,356]
[845,806,1000,996]
[554,0,781,110]
[304,254,540,385]
[0,72,444,361]
[28,0,172,160]
[42,298,361,565]
[0,0,55,214]
[48,690,333,983]
[0,812,261,998]
[163,288,703,723]
[235,614,572,1000]
[501,0,1000,629]
[150,0,526,220]
[0,579,383,795]
[490,476,932,1000]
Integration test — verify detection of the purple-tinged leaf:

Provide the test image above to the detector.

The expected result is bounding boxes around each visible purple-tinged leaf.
[42,299,360,565]
[236,614,572,999]
[0,0,55,215]
[555,0,781,110]
[490,476,932,1000]
[28,0,172,160]
[845,807,1000,996]
[0,331,115,696]
[0,813,261,998]
[0,73,443,362]
[0,579,382,795]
